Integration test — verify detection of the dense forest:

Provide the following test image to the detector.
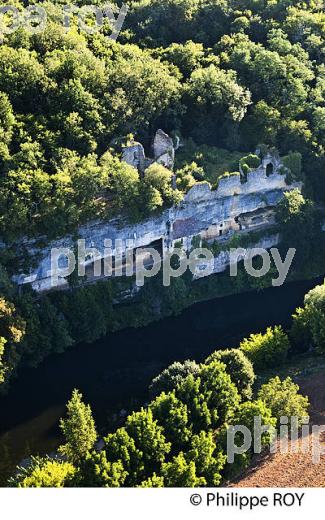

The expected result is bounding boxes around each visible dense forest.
[0,0,325,388]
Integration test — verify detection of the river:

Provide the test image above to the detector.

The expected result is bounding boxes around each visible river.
[0,276,322,484]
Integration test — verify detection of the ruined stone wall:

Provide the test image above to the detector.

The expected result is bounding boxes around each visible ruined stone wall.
[184,168,290,203]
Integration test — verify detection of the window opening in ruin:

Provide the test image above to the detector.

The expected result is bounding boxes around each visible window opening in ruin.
[266,163,274,177]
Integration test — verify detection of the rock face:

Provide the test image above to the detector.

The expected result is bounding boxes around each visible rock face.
[121,142,146,172]
[153,129,175,169]
[12,164,302,293]
[193,234,280,279]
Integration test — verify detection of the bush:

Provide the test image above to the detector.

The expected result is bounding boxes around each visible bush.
[290,306,313,354]
[138,474,164,487]
[239,154,260,174]
[79,451,127,487]
[149,391,192,448]
[198,361,241,427]
[143,163,183,207]
[9,457,77,488]
[186,430,226,486]
[240,326,289,371]
[205,348,255,399]
[161,452,205,487]
[218,400,276,479]
[258,376,309,426]
[149,360,200,397]
[176,162,204,191]
[282,152,302,180]
[176,362,240,431]
[291,281,325,354]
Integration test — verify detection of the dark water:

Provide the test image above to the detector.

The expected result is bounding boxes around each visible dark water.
[0,277,322,483]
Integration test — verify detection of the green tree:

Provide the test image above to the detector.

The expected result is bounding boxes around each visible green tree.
[240,325,290,371]
[242,101,281,147]
[185,65,251,144]
[276,189,313,232]
[103,43,182,135]
[0,46,47,109]
[258,376,309,426]
[161,452,205,487]
[186,430,226,486]
[59,389,97,464]
[138,473,164,487]
[175,162,198,191]
[199,361,241,427]
[0,91,15,146]
[101,152,141,219]
[205,348,255,399]
[160,41,205,77]
[143,163,183,208]
[220,399,276,478]
[124,408,171,477]
[176,374,212,431]
[149,391,192,449]
[276,189,316,273]
[0,297,25,385]
[290,305,313,354]
[291,281,325,354]
[104,427,144,486]
[176,362,240,431]
[80,451,127,487]
[149,359,200,397]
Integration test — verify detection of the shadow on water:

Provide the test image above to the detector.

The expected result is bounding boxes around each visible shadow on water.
[0,276,323,484]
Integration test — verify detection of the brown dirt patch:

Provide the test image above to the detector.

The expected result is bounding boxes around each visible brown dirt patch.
[229,370,325,487]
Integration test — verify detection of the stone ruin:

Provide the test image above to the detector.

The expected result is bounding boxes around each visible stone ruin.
[121,129,177,174]
[153,129,176,169]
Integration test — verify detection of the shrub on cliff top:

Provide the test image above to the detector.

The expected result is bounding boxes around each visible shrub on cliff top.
[239,154,260,176]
